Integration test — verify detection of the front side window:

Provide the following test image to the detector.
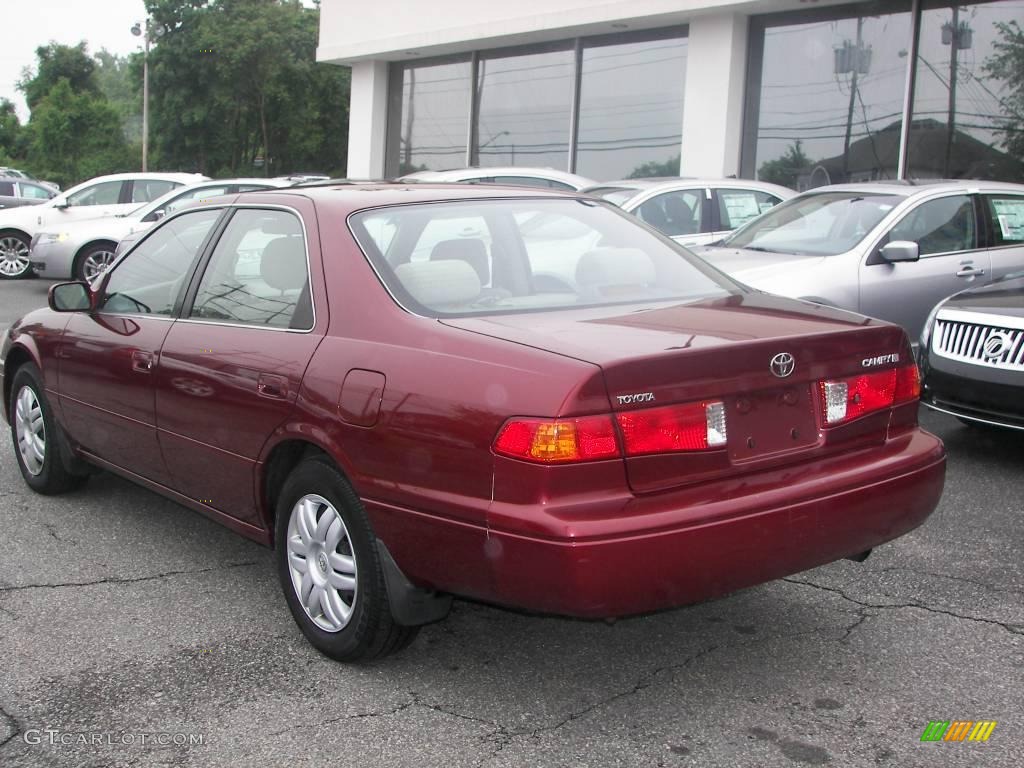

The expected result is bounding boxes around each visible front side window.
[101,208,221,315]
[637,189,703,236]
[886,195,977,256]
[68,180,123,207]
[350,198,736,317]
[985,194,1024,246]
[20,182,53,200]
[717,189,782,230]
[189,209,312,330]
[724,191,903,256]
[0,181,13,196]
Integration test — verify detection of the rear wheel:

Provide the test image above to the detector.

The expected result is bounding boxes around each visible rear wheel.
[0,232,31,279]
[75,242,117,282]
[9,364,87,494]
[275,457,418,661]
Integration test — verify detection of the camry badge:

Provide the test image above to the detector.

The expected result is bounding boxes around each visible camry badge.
[770,352,795,378]
[982,333,1010,359]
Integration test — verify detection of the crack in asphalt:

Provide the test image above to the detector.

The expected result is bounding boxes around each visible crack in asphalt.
[0,702,21,751]
[872,566,1024,596]
[782,577,1024,637]
[0,561,260,594]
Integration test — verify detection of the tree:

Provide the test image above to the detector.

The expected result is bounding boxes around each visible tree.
[18,42,100,110]
[94,49,143,144]
[983,20,1024,163]
[628,153,680,179]
[757,141,812,189]
[0,99,22,163]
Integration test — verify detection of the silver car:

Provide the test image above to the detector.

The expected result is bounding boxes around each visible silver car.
[30,178,291,281]
[584,178,795,247]
[694,181,1024,342]
[0,177,57,210]
[399,166,595,191]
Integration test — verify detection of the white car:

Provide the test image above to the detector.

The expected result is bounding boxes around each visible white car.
[0,172,206,279]
[31,178,291,282]
[583,178,795,247]
[399,167,595,192]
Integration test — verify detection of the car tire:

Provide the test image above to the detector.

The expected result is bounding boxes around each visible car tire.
[0,231,32,280]
[9,363,88,494]
[74,242,117,283]
[275,456,419,662]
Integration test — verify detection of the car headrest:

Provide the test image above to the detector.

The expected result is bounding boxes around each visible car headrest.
[394,260,481,308]
[261,214,303,235]
[260,236,307,292]
[430,238,490,285]
[575,247,657,289]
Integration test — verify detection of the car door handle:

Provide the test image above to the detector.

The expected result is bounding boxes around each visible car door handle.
[955,266,985,278]
[257,373,288,399]
[131,350,155,373]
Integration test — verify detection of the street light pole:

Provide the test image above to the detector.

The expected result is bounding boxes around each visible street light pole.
[131,21,151,172]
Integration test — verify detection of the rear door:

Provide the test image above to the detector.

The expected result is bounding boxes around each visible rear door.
[58,208,223,484]
[154,203,323,525]
[979,191,1024,282]
[859,193,990,341]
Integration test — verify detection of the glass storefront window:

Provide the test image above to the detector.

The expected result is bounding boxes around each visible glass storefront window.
[576,36,688,181]
[395,59,472,175]
[908,1,1024,182]
[475,48,574,169]
[746,4,912,189]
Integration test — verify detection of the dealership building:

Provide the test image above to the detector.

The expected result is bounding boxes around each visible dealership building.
[317,0,1024,186]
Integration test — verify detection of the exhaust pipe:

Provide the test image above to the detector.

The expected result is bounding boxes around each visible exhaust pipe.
[845,549,872,563]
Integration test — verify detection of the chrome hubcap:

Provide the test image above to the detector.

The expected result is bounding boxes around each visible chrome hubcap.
[0,236,29,277]
[83,249,115,281]
[14,386,45,476]
[286,494,358,633]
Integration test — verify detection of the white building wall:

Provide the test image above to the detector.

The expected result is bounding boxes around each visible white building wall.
[346,61,389,179]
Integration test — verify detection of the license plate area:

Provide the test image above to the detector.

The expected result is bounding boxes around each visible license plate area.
[728,384,819,462]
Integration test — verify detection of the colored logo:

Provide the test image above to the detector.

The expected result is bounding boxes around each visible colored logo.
[920,721,997,742]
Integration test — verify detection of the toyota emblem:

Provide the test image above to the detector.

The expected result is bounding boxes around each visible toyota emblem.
[982,333,1009,359]
[770,352,795,378]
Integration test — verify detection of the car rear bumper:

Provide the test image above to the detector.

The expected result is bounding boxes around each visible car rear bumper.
[484,429,945,618]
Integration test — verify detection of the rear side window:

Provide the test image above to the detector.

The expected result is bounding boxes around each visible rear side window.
[637,189,703,237]
[101,209,221,315]
[68,180,123,206]
[717,189,781,230]
[985,195,1024,246]
[131,179,179,203]
[189,209,312,330]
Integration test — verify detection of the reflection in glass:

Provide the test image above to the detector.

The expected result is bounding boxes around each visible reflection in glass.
[908,2,1024,181]
[398,60,471,174]
[577,37,687,181]
[752,8,912,190]
[475,49,574,169]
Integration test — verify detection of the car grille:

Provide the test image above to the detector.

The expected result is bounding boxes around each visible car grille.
[932,311,1024,371]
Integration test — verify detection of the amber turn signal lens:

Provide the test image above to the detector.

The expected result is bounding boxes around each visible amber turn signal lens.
[493,415,619,463]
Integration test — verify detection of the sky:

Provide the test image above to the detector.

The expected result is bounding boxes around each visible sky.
[1,0,148,121]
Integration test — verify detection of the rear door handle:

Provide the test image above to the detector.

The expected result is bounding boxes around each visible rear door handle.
[257,373,288,399]
[131,350,154,373]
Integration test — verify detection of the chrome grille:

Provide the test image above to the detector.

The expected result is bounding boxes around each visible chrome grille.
[932,309,1024,371]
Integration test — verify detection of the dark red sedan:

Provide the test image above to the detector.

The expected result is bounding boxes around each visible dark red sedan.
[1,184,946,661]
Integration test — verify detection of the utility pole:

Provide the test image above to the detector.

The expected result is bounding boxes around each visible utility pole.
[943,6,960,178]
[841,16,865,183]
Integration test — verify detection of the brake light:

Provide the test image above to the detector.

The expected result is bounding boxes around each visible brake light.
[819,364,920,425]
[493,415,619,463]
[616,401,727,456]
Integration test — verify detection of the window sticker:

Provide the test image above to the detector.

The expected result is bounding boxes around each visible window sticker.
[722,192,762,227]
[991,198,1024,240]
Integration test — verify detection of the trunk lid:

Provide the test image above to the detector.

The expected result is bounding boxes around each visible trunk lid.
[443,292,910,492]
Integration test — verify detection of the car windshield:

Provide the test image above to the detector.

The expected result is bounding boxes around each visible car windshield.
[722,191,904,256]
[349,198,738,317]
[584,186,643,207]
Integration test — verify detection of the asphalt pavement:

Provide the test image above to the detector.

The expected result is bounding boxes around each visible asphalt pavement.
[0,277,1022,767]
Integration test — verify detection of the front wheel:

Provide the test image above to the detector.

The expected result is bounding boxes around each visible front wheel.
[75,242,117,282]
[0,232,32,279]
[275,457,418,661]
[9,364,88,494]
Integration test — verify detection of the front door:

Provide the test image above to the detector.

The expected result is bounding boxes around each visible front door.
[155,205,323,525]
[58,208,224,484]
[859,193,990,341]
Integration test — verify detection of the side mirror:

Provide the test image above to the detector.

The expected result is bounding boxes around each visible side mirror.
[48,281,92,312]
[879,240,919,263]
[143,209,165,223]
[53,199,69,210]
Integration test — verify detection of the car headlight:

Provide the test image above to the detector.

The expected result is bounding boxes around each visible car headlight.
[38,232,70,244]
[919,299,946,351]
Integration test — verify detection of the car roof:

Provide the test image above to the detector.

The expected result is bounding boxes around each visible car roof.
[399,167,595,188]
[584,177,795,193]
[792,179,1024,197]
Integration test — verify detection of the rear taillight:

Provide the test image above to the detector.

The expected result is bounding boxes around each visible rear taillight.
[617,401,727,456]
[819,364,920,425]
[494,401,726,464]
[493,415,619,463]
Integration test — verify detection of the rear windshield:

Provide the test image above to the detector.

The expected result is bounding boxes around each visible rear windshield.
[349,198,738,318]
[723,191,904,256]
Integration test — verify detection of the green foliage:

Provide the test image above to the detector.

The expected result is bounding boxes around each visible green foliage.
[94,49,143,144]
[757,141,811,189]
[0,99,22,161]
[143,0,349,176]
[627,154,680,179]
[984,21,1024,162]
[19,42,100,110]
